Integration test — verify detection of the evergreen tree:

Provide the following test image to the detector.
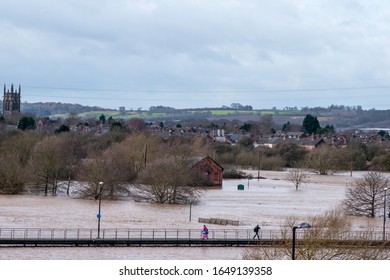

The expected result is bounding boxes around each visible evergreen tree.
[99,114,106,124]
[54,124,70,134]
[302,114,321,134]
[17,116,36,130]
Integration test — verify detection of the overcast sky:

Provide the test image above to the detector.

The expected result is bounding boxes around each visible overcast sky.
[2,0,390,110]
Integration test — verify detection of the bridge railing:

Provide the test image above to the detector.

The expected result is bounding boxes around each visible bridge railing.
[0,228,277,241]
[0,228,387,241]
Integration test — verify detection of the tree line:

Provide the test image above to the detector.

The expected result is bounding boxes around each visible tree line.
[0,127,213,203]
[1,113,390,205]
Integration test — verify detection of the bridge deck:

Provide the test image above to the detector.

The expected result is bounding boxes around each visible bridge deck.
[0,238,268,247]
[0,228,389,247]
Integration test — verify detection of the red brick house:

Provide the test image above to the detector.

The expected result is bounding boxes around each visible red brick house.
[191,156,224,186]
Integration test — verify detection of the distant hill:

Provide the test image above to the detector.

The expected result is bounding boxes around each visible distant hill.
[2,102,390,131]
[18,102,109,116]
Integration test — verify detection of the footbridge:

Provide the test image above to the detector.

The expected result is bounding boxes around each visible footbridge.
[0,228,389,247]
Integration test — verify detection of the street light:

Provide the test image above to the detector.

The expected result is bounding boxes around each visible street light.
[96,182,104,239]
[292,222,312,260]
[383,188,388,241]
[189,202,192,222]
[188,198,195,222]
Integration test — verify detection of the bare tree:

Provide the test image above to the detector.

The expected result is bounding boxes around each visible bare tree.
[0,152,28,194]
[304,145,342,175]
[343,171,389,217]
[126,118,147,133]
[120,133,164,169]
[77,159,108,198]
[0,131,43,167]
[0,131,42,194]
[132,156,202,204]
[286,168,309,190]
[259,115,274,135]
[30,135,73,195]
[243,208,390,260]
[78,142,138,199]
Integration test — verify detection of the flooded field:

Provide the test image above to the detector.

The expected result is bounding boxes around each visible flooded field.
[0,170,385,260]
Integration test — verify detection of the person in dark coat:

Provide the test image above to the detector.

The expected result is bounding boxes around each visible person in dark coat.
[253,224,261,239]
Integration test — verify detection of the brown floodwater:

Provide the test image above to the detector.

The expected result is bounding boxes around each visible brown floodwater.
[0,170,385,259]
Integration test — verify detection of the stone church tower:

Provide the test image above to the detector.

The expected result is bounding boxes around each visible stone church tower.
[3,84,21,117]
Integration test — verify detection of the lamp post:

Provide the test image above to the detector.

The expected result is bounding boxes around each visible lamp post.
[292,222,311,260]
[383,188,388,241]
[188,198,195,222]
[189,202,192,222]
[96,182,104,239]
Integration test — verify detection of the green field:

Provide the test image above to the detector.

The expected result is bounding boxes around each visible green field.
[53,109,302,120]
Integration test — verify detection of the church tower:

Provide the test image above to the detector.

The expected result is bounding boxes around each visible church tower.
[3,84,21,117]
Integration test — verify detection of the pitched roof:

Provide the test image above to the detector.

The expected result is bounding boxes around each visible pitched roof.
[191,155,224,171]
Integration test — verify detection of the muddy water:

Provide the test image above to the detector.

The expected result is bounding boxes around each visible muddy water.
[0,170,385,259]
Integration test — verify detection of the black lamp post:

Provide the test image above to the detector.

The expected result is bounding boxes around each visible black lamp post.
[292,222,311,260]
[96,182,104,239]
[188,198,196,222]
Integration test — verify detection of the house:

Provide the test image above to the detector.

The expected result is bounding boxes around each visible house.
[285,132,307,139]
[296,138,326,150]
[208,129,227,142]
[257,135,326,150]
[191,156,224,186]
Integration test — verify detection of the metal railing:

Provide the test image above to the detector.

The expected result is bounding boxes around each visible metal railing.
[0,228,264,241]
[0,228,388,242]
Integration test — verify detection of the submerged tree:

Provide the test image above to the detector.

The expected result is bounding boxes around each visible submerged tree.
[78,142,138,199]
[0,152,28,194]
[304,145,342,175]
[30,135,74,195]
[132,156,202,204]
[343,171,389,217]
[286,168,309,190]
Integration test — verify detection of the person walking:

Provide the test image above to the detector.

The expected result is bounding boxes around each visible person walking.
[253,224,261,239]
[202,225,209,239]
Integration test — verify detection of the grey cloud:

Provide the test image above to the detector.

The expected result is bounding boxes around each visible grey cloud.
[1,0,390,109]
